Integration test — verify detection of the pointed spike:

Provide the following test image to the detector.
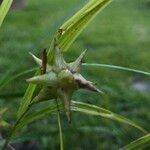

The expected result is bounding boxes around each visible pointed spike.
[57,89,72,123]
[74,73,104,94]
[64,99,71,123]
[78,49,87,61]
[29,52,42,67]
[26,75,43,84]
[69,49,87,73]
[26,72,58,86]
[86,82,104,94]
[29,52,52,72]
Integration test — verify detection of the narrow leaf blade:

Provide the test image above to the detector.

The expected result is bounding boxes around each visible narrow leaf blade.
[71,101,147,133]
[57,0,112,51]
[0,0,13,27]
[47,0,112,62]
[17,83,37,119]
[82,63,150,76]
[57,111,64,150]
[16,101,146,134]
[120,134,150,150]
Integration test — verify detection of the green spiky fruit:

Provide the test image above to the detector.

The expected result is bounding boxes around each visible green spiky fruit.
[27,45,103,122]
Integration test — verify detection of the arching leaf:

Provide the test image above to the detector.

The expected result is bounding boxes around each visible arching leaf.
[82,63,150,76]
[0,0,13,27]
[120,134,150,150]
[15,101,146,136]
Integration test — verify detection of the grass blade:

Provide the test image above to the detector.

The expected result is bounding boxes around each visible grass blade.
[17,83,37,119]
[60,0,108,30]
[15,100,146,135]
[82,63,150,76]
[120,134,150,150]
[0,0,13,27]
[56,99,64,150]
[57,105,64,150]
[57,110,64,150]
[56,0,112,51]
[17,70,40,119]
[47,0,112,62]
[71,101,147,134]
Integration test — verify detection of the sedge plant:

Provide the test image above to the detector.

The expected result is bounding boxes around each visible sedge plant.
[0,0,150,149]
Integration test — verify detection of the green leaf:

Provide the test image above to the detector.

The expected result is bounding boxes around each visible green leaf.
[47,0,112,62]
[71,101,147,134]
[56,0,112,51]
[17,70,40,119]
[0,0,13,27]
[16,101,146,135]
[82,63,150,76]
[18,0,112,121]
[120,134,150,150]
[17,82,37,119]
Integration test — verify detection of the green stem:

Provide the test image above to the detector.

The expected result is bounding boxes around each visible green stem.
[56,99,64,150]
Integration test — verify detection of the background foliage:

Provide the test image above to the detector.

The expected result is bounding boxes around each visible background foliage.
[0,0,150,149]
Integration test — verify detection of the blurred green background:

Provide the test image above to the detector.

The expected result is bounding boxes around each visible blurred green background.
[0,0,150,149]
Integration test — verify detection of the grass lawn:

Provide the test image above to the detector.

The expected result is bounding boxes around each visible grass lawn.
[0,0,150,149]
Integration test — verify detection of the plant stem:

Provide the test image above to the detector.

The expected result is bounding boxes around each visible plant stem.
[56,99,64,150]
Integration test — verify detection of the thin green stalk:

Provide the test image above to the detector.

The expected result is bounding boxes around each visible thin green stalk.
[82,63,150,76]
[56,99,64,150]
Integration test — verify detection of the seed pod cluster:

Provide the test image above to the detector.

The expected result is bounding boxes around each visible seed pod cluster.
[27,45,103,122]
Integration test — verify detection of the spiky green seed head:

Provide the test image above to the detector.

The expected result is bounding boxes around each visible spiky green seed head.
[27,47,103,122]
